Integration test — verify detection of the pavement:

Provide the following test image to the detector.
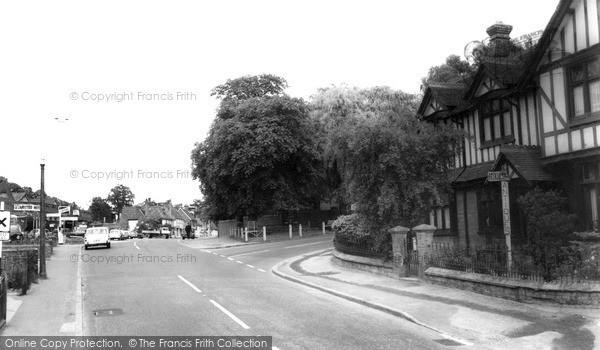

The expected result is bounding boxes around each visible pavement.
[2,244,82,336]
[273,249,600,350]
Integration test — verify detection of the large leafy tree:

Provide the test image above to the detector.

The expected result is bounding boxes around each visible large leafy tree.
[191,75,322,221]
[311,85,462,252]
[421,54,475,88]
[89,197,113,222]
[106,184,135,216]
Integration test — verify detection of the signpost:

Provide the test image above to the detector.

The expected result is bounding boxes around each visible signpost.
[487,171,512,270]
[57,206,70,245]
[0,210,10,241]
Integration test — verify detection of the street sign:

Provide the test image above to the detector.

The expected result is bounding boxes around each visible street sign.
[0,211,10,233]
[487,171,509,182]
[14,204,40,211]
[59,206,70,214]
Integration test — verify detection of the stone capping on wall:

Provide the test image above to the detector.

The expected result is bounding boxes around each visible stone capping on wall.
[332,250,396,279]
[426,267,600,306]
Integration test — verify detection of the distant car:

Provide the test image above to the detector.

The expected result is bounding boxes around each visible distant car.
[182,225,195,240]
[70,227,86,237]
[84,227,110,250]
[109,229,123,241]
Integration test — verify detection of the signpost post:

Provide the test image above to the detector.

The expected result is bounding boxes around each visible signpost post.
[58,206,70,245]
[487,171,512,271]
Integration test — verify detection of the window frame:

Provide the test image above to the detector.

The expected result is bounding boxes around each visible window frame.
[567,58,600,123]
[478,99,515,148]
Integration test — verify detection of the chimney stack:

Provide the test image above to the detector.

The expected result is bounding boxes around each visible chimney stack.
[486,22,513,57]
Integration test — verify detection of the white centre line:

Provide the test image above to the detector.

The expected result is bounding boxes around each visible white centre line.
[284,241,326,249]
[178,275,202,293]
[236,261,244,264]
[229,249,271,258]
[133,242,140,250]
[257,268,266,273]
[246,264,255,268]
[227,257,234,261]
[219,254,226,257]
[209,300,250,330]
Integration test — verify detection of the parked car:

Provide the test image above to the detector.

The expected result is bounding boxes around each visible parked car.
[71,227,87,237]
[128,230,138,239]
[84,227,110,250]
[109,229,125,241]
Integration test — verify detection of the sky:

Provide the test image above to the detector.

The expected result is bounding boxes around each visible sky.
[0,0,559,210]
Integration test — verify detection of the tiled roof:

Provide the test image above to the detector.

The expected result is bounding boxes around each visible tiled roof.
[12,192,27,202]
[452,162,495,183]
[493,145,557,182]
[482,61,523,87]
[429,85,465,108]
[120,206,144,220]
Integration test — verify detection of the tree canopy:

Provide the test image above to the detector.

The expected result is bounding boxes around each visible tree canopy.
[310,85,462,251]
[192,75,322,221]
[89,197,113,222]
[421,54,475,88]
[106,184,135,215]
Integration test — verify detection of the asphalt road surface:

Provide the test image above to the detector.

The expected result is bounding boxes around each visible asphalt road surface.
[79,236,452,350]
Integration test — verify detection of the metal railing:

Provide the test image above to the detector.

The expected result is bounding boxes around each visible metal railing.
[0,273,7,329]
[1,248,39,294]
[427,243,600,284]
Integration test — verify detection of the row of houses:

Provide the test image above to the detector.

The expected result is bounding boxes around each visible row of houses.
[419,0,599,246]
[0,182,92,231]
[119,201,199,236]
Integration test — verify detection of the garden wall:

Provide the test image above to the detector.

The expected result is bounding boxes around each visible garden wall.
[332,250,396,279]
[425,267,600,307]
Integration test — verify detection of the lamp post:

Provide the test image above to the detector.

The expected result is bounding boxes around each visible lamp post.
[39,156,47,279]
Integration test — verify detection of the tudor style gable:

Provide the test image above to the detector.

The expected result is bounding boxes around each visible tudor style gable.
[528,0,600,159]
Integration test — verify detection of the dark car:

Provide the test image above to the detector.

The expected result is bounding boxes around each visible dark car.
[181,225,195,240]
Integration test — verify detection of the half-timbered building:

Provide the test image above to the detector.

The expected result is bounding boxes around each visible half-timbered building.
[418,0,600,247]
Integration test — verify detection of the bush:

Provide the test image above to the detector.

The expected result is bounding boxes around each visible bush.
[331,214,361,237]
[517,188,577,279]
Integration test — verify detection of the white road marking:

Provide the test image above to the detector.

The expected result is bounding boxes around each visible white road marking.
[227,257,234,261]
[212,252,218,255]
[258,268,266,273]
[59,322,75,332]
[178,275,202,293]
[219,255,226,257]
[284,241,326,249]
[246,264,255,268]
[229,249,271,258]
[133,242,140,250]
[236,261,244,264]
[272,347,281,350]
[209,300,250,330]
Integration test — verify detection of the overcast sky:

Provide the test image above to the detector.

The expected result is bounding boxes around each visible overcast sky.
[0,0,558,209]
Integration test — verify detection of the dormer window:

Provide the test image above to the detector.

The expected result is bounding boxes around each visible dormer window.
[478,99,514,147]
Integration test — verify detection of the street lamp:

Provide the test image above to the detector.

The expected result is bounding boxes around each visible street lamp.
[39,156,47,279]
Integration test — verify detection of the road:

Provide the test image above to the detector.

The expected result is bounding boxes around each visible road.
[79,236,451,349]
